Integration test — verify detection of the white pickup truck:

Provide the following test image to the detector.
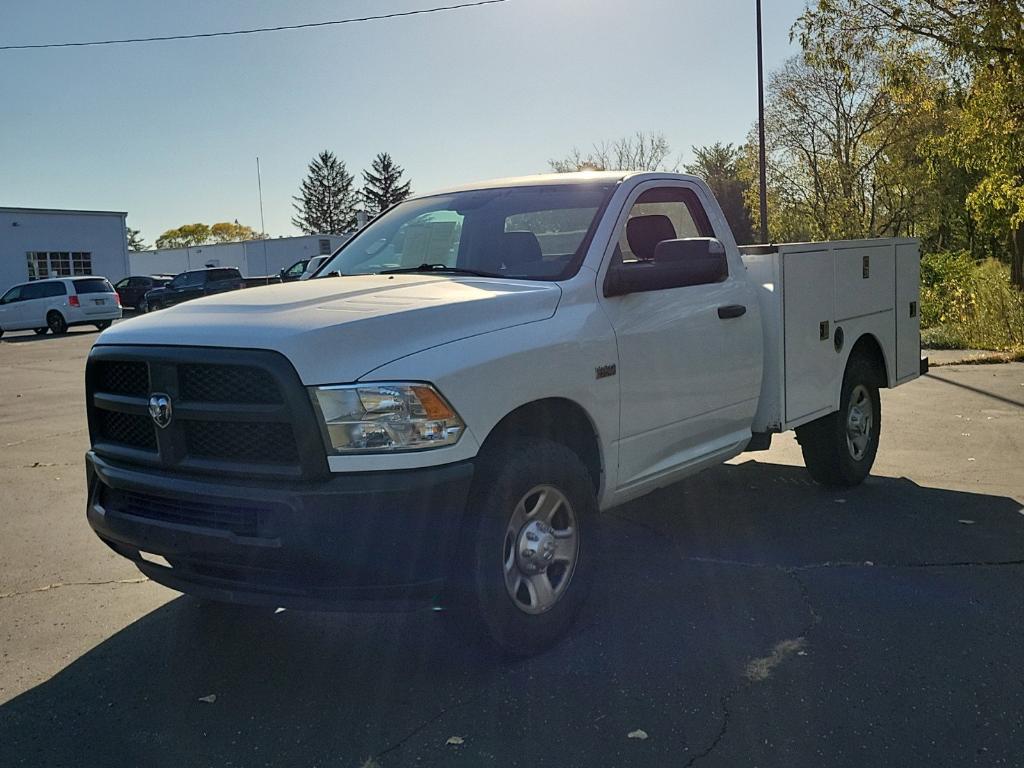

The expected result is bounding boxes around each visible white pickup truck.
[84,172,924,654]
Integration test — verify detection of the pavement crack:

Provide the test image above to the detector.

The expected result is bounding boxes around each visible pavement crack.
[373,687,487,760]
[0,577,149,599]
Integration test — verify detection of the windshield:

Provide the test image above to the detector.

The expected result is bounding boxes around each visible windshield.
[317,183,616,281]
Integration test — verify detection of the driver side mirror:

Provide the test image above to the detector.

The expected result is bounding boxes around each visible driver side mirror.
[604,238,728,297]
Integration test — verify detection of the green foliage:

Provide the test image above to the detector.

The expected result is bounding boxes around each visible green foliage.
[920,254,1024,351]
[362,153,412,217]
[920,250,976,328]
[209,221,261,243]
[126,226,146,252]
[154,221,260,249]
[798,0,1024,288]
[292,150,358,235]
[155,223,211,249]
[685,143,755,245]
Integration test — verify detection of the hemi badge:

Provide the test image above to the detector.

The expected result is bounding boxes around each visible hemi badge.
[595,364,617,380]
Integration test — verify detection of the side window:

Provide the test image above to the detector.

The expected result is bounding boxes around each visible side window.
[183,272,205,287]
[21,283,46,301]
[44,282,67,297]
[1,286,24,303]
[615,187,713,266]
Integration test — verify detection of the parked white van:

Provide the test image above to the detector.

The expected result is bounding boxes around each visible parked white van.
[0,277,121,337]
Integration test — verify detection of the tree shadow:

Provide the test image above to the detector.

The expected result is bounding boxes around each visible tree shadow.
[1,461,1021,767]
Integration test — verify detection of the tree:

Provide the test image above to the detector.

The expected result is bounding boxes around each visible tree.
[685,143,756,245]
[798,0,1024,287]
[550,131,679,173]
[751,46,930,243]
[155,223,212,249]
[292,150,358,234]
[210,221,261,243]
[126,226,147,252]
[154,221,261,249]
[362,153,412,216]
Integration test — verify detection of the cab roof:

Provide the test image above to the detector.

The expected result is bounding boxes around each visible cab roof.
[417,171,702,198]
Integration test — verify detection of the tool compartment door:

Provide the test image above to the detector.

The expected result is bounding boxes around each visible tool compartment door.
[782,248,836,425]
[895,241,922,382]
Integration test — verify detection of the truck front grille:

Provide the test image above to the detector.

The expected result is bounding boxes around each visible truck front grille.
[86,348,326,479]
[100,486,261,537]
[96,409,157,451]
[180,364,282,404]
[95,360,149,397]
[185,421,299,463]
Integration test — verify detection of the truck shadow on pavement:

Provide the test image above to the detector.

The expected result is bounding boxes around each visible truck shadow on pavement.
[2,460,1022,768]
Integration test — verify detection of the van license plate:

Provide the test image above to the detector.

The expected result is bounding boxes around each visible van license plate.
[95,299,105,305]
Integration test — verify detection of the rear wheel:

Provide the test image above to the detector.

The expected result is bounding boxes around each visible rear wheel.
[796,353,882,487]
[447,438,594,656]
[46,311,67,335]
[94,320,112,331]
[34,328,48,336]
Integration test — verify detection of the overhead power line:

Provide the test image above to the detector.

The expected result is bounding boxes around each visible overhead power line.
[0,0,508,51]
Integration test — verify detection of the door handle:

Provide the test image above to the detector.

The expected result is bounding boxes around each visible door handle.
[717,304,747,319]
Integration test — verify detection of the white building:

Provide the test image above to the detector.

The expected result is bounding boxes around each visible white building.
[0,207,129,293]
[129,234,351,278]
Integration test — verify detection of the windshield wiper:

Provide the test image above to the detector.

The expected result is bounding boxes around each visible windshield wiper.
[378,263,501,278]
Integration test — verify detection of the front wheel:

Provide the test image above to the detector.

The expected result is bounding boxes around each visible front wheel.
[447,438,594,656]
[796,353,882,487]
[94,320,112,331]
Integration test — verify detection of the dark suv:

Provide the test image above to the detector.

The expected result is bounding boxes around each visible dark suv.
[113,276,171,310]
[143,268,244,311]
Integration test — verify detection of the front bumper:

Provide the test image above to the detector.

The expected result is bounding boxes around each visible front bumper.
[86,451,474,610]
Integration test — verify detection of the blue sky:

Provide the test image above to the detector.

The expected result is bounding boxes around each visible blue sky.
[0,0,807,240]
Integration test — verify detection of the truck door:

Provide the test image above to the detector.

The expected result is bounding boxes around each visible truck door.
[598,183,761,489]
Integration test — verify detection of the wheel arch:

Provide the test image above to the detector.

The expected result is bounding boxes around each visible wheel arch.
[846,332,891,388]
[479,398,603,495]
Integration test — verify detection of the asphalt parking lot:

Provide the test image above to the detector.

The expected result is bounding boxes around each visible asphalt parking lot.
[1,326,1023,767]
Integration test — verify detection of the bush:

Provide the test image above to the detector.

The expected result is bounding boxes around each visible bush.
[920,252,1024,351]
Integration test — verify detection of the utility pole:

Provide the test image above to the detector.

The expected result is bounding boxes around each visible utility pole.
[756,0,769,244]
[257,157,270,279]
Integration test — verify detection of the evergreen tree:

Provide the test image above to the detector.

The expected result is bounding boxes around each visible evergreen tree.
[685,143,756,245]
[361,152,412,216]
[292,151,358,234]
[126,226,147,251]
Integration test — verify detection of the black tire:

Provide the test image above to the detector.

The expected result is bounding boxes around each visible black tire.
[34,328,48,336]
[796,353,882,487]
[47,311,68,335]
[95,320,112,331]
[447,438,595,657]
[0,327,4,339]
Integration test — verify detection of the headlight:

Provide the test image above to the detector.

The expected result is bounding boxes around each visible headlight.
[311,383,465,453]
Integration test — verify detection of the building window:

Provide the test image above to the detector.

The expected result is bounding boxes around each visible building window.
[319,238,331,255]
[26,252,93,280]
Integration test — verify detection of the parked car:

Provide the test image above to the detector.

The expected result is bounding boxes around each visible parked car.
[113,275,171,310]
[142,267,244,311]
[84,172,924,655]
[299,254,331,280]
[279,259,310,282]
[0,276,121,337]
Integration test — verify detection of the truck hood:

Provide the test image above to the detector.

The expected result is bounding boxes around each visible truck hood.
[98,274,562,383]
